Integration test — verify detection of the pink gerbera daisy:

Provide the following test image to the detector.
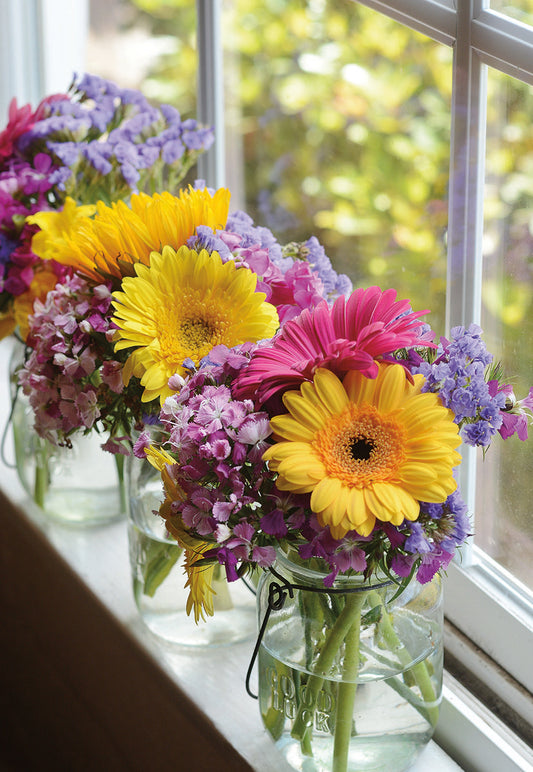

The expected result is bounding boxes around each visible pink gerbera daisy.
[234,286,434,405]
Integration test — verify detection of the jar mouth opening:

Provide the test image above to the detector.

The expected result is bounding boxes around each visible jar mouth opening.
[274,547,394,591]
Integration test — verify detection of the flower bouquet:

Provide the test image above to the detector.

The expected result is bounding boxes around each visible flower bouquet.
[141,282,533,767]
[0,72,214,521]
[14,174,353,640]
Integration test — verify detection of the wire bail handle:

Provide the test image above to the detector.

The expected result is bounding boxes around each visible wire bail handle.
[245,566,396,699]
[245,566,294,699]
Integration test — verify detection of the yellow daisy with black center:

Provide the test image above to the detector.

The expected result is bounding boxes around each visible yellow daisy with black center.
[263,363,462,539]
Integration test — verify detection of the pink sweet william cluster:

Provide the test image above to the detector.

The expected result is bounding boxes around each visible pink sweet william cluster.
[18,274,126,444]
[135,345,312,579]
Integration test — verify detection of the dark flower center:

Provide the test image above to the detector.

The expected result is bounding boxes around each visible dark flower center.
[350,437,375,461]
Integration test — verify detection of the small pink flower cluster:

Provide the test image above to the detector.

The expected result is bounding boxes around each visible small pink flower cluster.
[19,274,124,444]
[188,217,352,326]
[213,232,329,325]
[139,345,313,578]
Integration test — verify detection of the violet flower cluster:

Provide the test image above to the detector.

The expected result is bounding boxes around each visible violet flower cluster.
[410,323,532,445]
[188,210,352,324]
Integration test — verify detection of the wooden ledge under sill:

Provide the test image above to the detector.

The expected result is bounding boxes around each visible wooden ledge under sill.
[0,345,462,772]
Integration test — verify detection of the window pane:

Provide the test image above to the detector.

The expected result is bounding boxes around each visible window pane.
[489,0,533,26]
[476,67,533,592]
[222,0,452,331]
[87,0,197,113]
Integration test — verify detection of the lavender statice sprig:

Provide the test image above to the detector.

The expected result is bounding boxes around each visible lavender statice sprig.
[413,323,506,447]
[19,73,214,205]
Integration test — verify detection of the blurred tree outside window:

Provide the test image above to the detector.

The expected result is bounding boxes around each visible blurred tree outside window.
[489,0,533,26]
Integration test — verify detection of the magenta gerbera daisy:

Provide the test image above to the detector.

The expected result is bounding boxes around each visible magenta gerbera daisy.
[234,286,434,405]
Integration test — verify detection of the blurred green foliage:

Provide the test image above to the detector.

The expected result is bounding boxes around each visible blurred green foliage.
[125,0,532,338]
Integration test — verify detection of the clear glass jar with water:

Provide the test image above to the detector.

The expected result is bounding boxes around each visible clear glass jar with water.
[256,550,443,772]
[9,341,126,526]
[127,451,257,646]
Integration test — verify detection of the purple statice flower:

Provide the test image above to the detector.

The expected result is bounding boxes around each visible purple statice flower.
[83,142,113,175]
[46,141,82,169]
[0,232,17,270]
[390,490,470,584]
[75,72,120,101]
[187,209,350,325]
[159,132,186,165]
[412,323,506,447]
[181,120,215,151]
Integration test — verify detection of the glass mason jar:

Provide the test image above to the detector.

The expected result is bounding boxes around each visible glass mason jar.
[256,550,443,772]
[9,342,127,526]
[127,451,257,647]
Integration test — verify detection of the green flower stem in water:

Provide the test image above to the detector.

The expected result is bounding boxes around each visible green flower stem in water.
[33,438,50,509]
[113,451,127,515]
[332,592,365,772]
[291,589,367,745]
[141,540,182,598]
[212,563,234,612]
[367,589,440,727]
[357,641,435,726]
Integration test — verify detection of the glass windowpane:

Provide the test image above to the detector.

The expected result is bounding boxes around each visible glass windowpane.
[476,66,533,592]
[222,0,452,331]
[489,0,533,26]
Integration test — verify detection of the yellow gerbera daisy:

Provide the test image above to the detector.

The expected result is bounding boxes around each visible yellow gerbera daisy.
[165,516,217,624]
[29,186,231,282]
[112,244,279,403]
[27,196,97,261]
[263,363,462,539]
